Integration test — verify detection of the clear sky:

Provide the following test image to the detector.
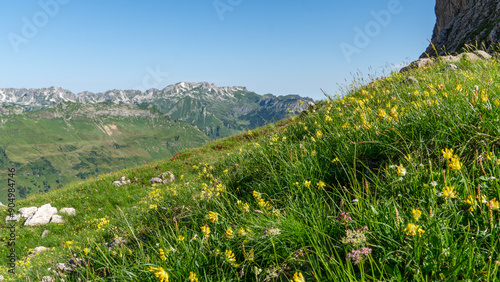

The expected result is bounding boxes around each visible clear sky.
[0,0,436,100]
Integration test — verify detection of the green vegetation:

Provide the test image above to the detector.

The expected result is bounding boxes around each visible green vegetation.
[0,103,210,203]
[2,55,500,281]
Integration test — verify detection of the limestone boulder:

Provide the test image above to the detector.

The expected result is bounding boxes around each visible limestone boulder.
[24,204,58,226]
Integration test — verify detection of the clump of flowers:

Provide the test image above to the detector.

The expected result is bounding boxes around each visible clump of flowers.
[237,200,250,212]
[347,247,372,265]
[397,164,407,177]
[225,227,234,240]
[405,223,425,237]
[159,248,167,261]
[442,148,454,159]
[263,227,281,236]
[201,225,211,237]
[463,195,477,212]
[207,211,218,223]
[188,271,198,282]
[412,209,422,221]
[316,181,326,190]
[244,248,255,262]
[487,198,499,210]
[148,266,169,282]
[292,272,305,282]
[224,249,239,267]
[342,226,371,266]
[448,156,463,170]
[440,186,457,200]
[342,227,368,247]
[338,211,352,223]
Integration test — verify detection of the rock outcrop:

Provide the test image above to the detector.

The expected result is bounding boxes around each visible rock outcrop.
[401,51,492,73]
[5,204,76,226]
[150,171,175,184]
[422,0,500,57]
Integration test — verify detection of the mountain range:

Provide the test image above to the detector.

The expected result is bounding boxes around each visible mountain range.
[0,82,313,138]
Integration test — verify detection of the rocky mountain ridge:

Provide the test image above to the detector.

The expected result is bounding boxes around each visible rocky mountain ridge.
[422,0,500,57]
[0,82,313,138]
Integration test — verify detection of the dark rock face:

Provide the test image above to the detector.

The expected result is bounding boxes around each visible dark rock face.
[421,0,500,58]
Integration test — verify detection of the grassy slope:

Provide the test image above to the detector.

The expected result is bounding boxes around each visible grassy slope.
[0,104,210,203]
[2,55,500,281]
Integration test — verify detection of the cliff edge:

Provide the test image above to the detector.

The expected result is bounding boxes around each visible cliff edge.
[421,0,500,57]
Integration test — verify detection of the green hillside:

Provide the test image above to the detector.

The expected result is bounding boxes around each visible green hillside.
[2,54,500,281]
[0,103,210,203]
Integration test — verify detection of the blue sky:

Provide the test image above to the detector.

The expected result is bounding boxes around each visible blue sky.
[0,0,435,100]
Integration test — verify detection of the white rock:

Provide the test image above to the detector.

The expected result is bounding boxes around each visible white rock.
[50,215,66,224]
[160,171,175,183]
[441,55,461,63]
[24,204,58,226]
[59,208,76,216]
[150,177,163,184]
[474,50,492,59]
[41,276,54,282]
[5,214,21,223]
[445,64,459,72]
[458,52,480,61]
[18,207,38,218]
[32,246,48,255]
[0,202,4,206]
[41,230,50,238]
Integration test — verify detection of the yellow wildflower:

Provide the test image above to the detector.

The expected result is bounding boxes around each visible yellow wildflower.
[378,108,387,119]
[316,181,326,190]
[390,106,399,119]
[405,223,425,237]
[245,248,255,261]
[316,130,323,138]
[486,152,495,161]
[207,211,218,223]
[487,198,499,210]
[188,272,199,282]
[397,164,407,177]
[177,235,185,241]
[149,266,169,282]
[225,250,238,267]
[464,195,477,206]
[159,248,166,261]
[412,209,422,221]
[293,272,305,282]
[448,156,463,170]
[257,198,270,209]
[332,157,340,163]
[225,227,234,240]
[304,181,311,188]
[442,148,453,159]
[441,186,457,200]
[201,225,211,236]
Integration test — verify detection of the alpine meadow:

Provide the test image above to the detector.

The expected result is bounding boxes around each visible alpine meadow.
[3,0,500,281]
